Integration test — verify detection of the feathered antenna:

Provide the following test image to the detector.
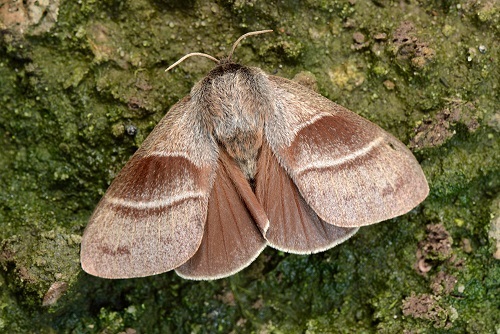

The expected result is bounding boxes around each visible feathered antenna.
[227,29,273,60]
[165,53,219,72]
[165,30,273,72]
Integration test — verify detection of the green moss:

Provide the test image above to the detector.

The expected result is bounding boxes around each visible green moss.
[0,0,498,332]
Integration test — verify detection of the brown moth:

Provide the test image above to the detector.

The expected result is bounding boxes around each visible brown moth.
[80,30,429,280]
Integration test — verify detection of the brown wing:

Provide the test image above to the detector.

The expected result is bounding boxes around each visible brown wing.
[80,98,218,279]
[255,142,358,253]
[265,75,429,228]
[175,149,267,280]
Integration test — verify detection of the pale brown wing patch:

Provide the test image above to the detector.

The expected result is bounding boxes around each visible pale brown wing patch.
[82,198,206,278]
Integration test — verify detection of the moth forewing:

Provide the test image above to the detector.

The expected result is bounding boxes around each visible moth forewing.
[265,76,429,228]
[80,99,218,279]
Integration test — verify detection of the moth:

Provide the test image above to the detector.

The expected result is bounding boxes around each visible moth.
[80,30,429,280]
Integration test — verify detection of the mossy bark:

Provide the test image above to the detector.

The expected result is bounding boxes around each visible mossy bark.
[0,0,498,332]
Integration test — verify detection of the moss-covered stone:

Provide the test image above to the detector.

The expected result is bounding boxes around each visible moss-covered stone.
[0,0,498,332]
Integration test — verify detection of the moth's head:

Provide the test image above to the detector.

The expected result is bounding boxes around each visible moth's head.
[194,61,264,103]
[205,61,243,79]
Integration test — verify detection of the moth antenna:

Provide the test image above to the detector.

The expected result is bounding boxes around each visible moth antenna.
[228,30,273,60]
[165,53,220,72]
